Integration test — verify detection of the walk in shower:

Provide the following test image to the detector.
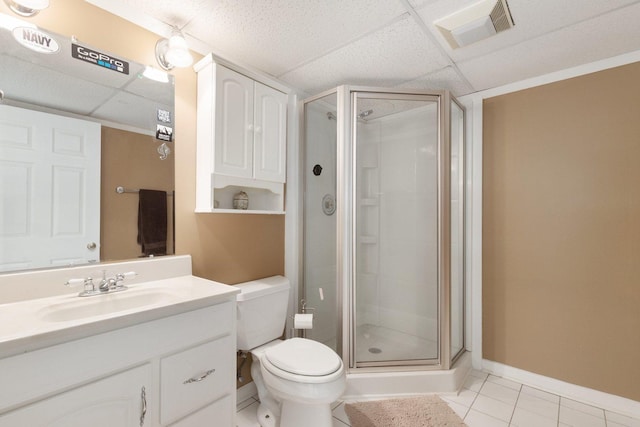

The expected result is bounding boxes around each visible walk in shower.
[300,86,465,380]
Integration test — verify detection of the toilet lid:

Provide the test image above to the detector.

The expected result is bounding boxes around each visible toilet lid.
[265,338,341,376]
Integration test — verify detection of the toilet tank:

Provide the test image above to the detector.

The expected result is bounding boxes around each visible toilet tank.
[236,275,290,351]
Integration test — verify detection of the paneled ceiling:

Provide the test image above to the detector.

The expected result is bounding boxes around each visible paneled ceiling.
[88,0,640,96]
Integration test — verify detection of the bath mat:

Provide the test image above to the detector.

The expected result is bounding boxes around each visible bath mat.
[344,395,466,427]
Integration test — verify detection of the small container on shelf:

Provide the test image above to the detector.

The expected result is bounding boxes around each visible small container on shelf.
[233,190,249,210]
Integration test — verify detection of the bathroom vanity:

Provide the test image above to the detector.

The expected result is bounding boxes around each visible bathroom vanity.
[0,256,239,426]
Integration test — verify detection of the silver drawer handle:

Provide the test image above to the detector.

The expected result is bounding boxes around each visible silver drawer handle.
[183,368,215,384]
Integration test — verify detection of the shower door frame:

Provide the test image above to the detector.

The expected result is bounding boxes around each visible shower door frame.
[299,86,465,373]
[345,88,453,371]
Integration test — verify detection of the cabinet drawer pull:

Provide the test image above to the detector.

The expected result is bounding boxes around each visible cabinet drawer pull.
[183,368,216,384]
[140,386,147,426]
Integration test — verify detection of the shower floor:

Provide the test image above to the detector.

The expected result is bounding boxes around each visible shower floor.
[321,323,437,363]
[356,323,437,363]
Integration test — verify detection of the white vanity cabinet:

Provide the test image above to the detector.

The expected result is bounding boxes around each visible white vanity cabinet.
[0,364,151,426]
[0,301,236,427]
[195,54,289,214]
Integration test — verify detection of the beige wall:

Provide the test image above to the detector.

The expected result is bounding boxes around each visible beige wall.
[101,127,174,261]
[483,62,640,401]
[21,0,285,283]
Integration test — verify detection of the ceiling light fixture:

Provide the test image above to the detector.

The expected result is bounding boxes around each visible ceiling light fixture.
[155,28,193,71]
[2,0,49,17]
[434,0,514,49]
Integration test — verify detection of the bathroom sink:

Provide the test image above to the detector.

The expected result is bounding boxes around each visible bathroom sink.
[38,289,179,323]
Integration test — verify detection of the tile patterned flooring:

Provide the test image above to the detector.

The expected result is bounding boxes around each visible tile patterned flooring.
[236,370,640,427]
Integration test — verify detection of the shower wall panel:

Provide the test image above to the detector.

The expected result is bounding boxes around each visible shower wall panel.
[376,106,438,342]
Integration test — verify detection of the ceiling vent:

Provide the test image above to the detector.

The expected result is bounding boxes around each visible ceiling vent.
[434,0,514,49]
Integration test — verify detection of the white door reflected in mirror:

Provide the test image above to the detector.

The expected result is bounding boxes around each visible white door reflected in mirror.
[0,105,100,272]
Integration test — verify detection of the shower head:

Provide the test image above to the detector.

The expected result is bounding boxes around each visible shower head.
[358,109,373,119]
[327,112,337,121]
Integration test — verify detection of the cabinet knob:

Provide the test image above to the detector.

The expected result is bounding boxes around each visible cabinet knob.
[255,126,262,133]
[87,242,97,250]
[248,124,254,131]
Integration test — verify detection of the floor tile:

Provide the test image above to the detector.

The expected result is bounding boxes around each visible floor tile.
[332,402,351,426]
[331,400,343,410]
[464,408,509,427]
[333,417,350,426]
[561,397,605,418]
[485,374,522,391]
[445,399,470,419]
[559,405,606,427]
[515,391,559,421]
[470,394,515,422]
[470,369,489,380]
[236,396,257,412]
[440,388,478,407]
[606,411,640,427]
[479,381,519,406]
[236,401,260,427]
[510,406,558,427]
[520,385,560,404]
[464,374,486,392]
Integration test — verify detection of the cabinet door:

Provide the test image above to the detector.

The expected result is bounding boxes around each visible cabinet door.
[253,83,287,183]
[214,65,254,179]
[0,364,152,427]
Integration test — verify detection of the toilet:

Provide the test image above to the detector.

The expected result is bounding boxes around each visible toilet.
[236,276,346,427]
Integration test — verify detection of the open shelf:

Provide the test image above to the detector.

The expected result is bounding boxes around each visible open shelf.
[195,174,284,214]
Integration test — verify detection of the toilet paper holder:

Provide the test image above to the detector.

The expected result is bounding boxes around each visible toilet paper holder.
[300,299,315,315]
[289,299,316,337]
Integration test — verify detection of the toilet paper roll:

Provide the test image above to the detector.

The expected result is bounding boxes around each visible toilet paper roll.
[294,313,313,329]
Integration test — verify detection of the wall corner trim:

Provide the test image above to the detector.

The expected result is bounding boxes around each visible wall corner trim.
[482,359,640,419]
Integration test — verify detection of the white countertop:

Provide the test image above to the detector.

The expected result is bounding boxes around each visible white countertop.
[0,275,239,359]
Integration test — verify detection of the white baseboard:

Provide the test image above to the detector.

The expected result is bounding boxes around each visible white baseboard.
[482,359,640,419]
[237,381,258,404]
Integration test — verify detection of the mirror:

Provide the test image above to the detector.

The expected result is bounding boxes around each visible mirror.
[0,14,175,273]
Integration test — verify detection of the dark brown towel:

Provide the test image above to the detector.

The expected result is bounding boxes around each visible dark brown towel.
[137,189,167,256]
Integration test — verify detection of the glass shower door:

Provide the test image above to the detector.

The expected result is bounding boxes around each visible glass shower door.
[303,91,339,351]
[352,93,441,366]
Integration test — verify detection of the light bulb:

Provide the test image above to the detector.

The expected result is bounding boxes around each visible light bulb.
[165,33,193,68]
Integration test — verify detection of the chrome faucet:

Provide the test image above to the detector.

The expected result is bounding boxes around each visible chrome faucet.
[65,271,137,297]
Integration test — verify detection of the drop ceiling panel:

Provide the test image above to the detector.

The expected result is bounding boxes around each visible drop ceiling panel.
[279,17,450,95]
[0,55,117,115]
[396,66,474,96]
[183,0,408,76]
[108,0,213,30]
[92,90,168,130]
[457,1,640,91]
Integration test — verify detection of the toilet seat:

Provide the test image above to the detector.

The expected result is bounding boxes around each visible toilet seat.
[261,338,343,384]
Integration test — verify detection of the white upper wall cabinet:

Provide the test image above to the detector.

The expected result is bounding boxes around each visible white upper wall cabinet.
[253,82,287,182]
[214,66,254,179]
[195,55,289,214]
